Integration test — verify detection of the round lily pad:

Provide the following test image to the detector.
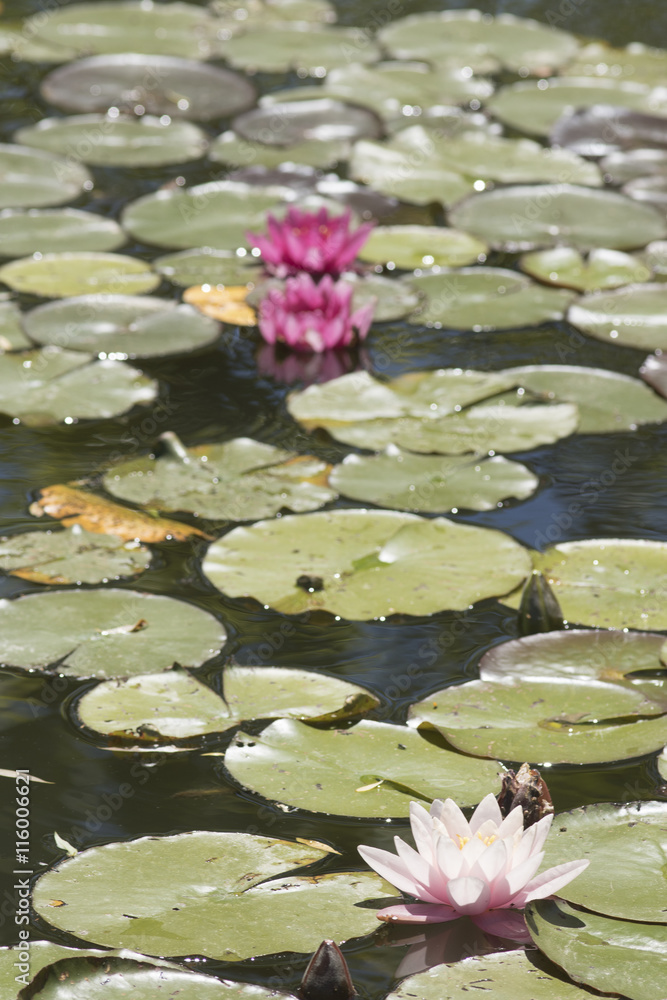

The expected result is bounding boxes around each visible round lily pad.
[488,78,667,136]
[0,348,156,425]
[232,98,382,147]
[25,1,220,59]
[409,675,667,765]
[550,104,667,157]
[31,832,384,960]
[0,588,226,678]
[0,143,91,210]
[448,184,667,252]
[539,801,667,921]
[519,247,652,292]
[358,226,487,270]
[408,268,574,329]
[527,898,667,1000]
[217,24,380,73]
[532,538,667,630]
[0,525,150,585]
[210,131,350,170]
[330,451,538,513]
[0,209,125,257]
[41,54,256,120]
[0,253,159,298]
[202,509,531,618]
[22,295,220,359]
[153,249,262,288]
[377,10,580,73]
[225,718,503,817]
[15,115,209,168]
[568,283,667,350]
[75,665,377,742]
[103,436,335,520]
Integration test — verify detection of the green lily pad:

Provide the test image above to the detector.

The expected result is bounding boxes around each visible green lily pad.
[658,747,667,783]
[488,77,667,136]
[0,588,226,678]
[532,538,667,630]
[448,184,667,252]
[409,675,667,765]
[0,300,31,350]
[640,352,667,399]
[520,247,652,292]
[527,898,667,1000]
[377,10,580,73]
[0,209,125,257]
[0,143,91,209]
[211,0,336,26]
[345,273,421,323]
[217,24,380,73]
[31,832,385,960]
[232,98,382,147]
[0,23,80,64]
[103,436,335,520]
[624,174,667,213]
[568,283,667,350]
[408,268,574,329]
[0,347,156,425]
[41,54,255,120]
[358,226,487,270]
[22,295,220,359]
[386,948,599,1000]
[0,253,159,298]
[538,801,667,921]
[330,450,538,513]
[600,149,667,185]
[202,509,531,618]
[0,526,150,585]
[564,40,667,87]
[153,249,263,288]
[226,718,503,817]
[75,665,377,741]
[210,131,350,170]
[15,115,209,168]
[24,1,220,59]
[122,180,294,251]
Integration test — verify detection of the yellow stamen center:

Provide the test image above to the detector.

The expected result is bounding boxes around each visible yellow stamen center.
[455,832,498,850]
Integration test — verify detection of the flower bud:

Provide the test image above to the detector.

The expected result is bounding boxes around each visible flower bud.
[298,940,355,1000]
[497,762,554,827]
[518,570,565,635]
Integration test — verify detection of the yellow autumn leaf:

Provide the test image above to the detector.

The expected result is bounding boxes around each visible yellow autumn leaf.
[183,284,257,326]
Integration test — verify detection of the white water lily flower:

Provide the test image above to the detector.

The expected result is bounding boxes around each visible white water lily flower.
[358,793,588,926]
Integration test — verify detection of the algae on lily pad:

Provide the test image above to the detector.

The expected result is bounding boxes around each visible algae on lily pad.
[0,588,226,678]
[23,295,221,359]
[527,898,667,1000]
[0,253,159,298]
[0,348,156,425]
[225,718,503,817]
[0,209,125,257]
[448,184,667,252]
[568,283,667,350]
[31,832,385,960]
[519,247,652,292]
[103,436,335,521]
[0,143,91,209]
[202,508,531,619]
[217,24,380,73]
[358,226,488,270]
[330,450,538,513]
[0,525,150,585]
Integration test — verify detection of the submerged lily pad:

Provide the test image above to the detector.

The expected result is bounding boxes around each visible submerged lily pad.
[377,10,580,73]
[76,665,377,741]
[218,24,380,72]
[16,115,209,168]
[409,675,667,765]
[527,898,667,1000]
[568,283,667,350]
[103,436,335,520]
[0,253,159,298]
[202,509,531,618]
[0,348,156,425]
[31,832,385,960]
[23,296,220,359]
[330,451,538,513]
[448,183,667,252]
[232,98,382,147]
[226,718,503,817]
[408,268,574,329]
[41,54,255,120]
[0,588,226,678]
[0,525,150,585]
[520,247,652,291]
[0,209,125,257]
[0,143,91,209]
[358,226,487,270]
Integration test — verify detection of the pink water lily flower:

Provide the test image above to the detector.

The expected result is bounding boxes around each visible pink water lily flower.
[258,273,374,353]
[247,206,374,278]
[358,793,589,929]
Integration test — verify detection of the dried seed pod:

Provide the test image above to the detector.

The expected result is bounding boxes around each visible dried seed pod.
[497,762,554,827]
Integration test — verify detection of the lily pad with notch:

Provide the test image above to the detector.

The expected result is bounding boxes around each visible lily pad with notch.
[519,247,652,292]
[0,525,150,585]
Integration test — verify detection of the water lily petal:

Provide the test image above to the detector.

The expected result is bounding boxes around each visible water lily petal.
[376,902,460,924]
[445,876,492,915]
[395,837,436,888]
[469,837,509,885]
[458,834,488,872]
[496,804,525,842]
[513,858,590,907]
[434,834,463,881]
[469,792,503,834]
[409,801,436,864]
[358,844,442,903]
[434,798,471,842]
[489,851,545,908]
[512,812,553,867]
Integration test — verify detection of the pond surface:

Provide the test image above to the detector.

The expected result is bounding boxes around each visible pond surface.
[1,0,667,996]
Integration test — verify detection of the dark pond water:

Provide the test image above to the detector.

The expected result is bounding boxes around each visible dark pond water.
[1,0,667,996]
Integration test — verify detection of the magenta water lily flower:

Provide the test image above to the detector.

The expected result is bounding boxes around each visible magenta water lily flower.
[247,206,374,278]
[258,273,375,353]
[358,793,589,929]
